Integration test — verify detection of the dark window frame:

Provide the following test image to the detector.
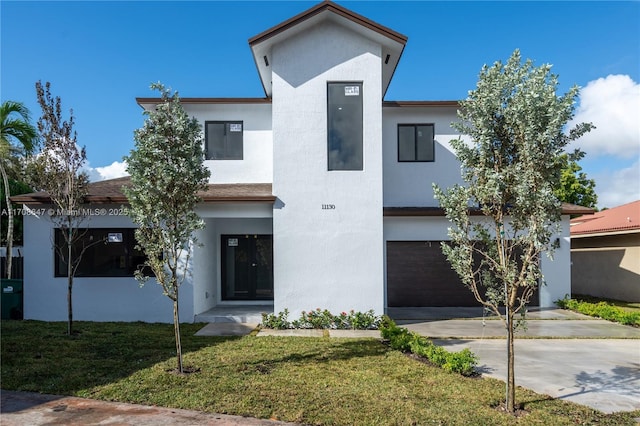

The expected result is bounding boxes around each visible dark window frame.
[205,120,244,160]
[327,81,364,171]
[397,123,435,162]
[54,228,147,278]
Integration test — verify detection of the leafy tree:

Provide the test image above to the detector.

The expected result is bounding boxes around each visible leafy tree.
[1,101,38,278]
[124,83,210,374]
[30,81,91,335]
[554,152,597,209]
[433,50,592,413]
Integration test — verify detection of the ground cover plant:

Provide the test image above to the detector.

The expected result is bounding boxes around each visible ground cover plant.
[2,320,639,425]
[557,295,640,326]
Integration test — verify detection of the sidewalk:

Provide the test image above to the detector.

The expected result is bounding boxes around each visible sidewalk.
[0,390,298,426]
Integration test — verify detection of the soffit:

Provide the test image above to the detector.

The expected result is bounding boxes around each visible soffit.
[11,177,276,205]
[249,1,407,98]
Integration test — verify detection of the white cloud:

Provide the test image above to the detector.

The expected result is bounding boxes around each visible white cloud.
[85,160,129,182]
[569,74,640,159]
[593,158,640,209]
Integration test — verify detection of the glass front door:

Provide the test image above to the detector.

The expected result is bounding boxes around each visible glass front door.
[221,235,273,300]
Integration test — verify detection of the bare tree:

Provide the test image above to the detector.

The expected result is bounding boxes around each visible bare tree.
[30,81,92,335]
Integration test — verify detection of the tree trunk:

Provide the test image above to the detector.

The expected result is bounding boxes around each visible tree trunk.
[506,306,516,412]
[67,237,73,335]
[173,288,183,373]
[1,163,13,279]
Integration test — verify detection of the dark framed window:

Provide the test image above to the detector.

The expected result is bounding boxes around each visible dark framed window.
[54,228,147,277]
[398,124,435,162]
[205,121,243,160]
[327,82,363,170]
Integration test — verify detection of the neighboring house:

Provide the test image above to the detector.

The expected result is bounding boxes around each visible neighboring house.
[570,200,640,302]
[13,1,590,323]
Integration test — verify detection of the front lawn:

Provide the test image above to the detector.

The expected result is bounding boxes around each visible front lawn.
[2,320,638,425]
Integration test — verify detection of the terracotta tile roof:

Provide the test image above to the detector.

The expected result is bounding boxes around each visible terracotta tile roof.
[570,200,640,236]
[11,176,276,205]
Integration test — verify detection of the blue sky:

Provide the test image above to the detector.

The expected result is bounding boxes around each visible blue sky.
[2,1,639,208]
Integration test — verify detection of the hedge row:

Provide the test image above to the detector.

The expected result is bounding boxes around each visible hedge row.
[556,297,640,326]
[379,317,477,376]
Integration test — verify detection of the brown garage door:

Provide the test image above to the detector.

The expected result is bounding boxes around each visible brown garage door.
[386,241,539,307]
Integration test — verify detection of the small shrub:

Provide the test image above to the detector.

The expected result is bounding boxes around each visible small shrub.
[261,308,383,330]
[349,309,380,330]
[261,309,291,329]
[298,308,334,329]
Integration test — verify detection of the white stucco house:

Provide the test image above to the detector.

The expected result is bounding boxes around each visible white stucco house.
[14,1,590,323]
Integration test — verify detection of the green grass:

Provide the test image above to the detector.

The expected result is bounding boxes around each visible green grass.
[2,320,639,425]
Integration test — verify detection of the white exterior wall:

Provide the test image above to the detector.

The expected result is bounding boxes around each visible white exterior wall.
[382,106,464,207]
[540,216,572,307]
[186,103,273,184]
[22,207,193,323]
[271,21,385,316]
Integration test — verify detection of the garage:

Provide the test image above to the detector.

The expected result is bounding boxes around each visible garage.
[386,241,539,307]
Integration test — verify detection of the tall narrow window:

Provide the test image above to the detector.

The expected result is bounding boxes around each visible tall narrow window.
[205,121,243,160]
[398,124,434,162]
[327,82,363,170]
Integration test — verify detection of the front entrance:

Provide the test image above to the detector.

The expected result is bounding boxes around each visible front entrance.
[222,235,273,300]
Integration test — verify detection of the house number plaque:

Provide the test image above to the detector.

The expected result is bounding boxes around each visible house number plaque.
[322,204,336,210]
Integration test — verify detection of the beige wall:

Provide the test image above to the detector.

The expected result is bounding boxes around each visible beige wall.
[571,233,640,302]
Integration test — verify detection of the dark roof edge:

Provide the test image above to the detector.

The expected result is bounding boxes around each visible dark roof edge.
[12,194,276,205]
[136,97,272,106]
[137,98,456,107]
[248,1,408,47]
[383,100,460,107]
[384,203,594,217]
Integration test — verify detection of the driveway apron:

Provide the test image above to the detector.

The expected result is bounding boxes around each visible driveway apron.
[391,308,640,414]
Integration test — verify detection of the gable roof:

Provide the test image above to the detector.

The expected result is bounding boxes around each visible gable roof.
[249,0,407,98]
[570,200,640,236]
[11,177,276,205]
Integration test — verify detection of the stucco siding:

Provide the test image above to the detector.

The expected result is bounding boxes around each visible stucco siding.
[271,21,384,316]
[571,233,640,302]
[186,103,273,184]
[22,207,193,323]
[382,106,465,207]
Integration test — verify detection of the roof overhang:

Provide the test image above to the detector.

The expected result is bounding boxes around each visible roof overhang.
[248,1,407,98]
[384,203,593,217]
[11,177,276,205]
[136,97,272,111]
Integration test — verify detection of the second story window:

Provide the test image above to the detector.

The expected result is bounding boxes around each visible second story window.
[205,121,243,160]
[328,82,363,171]
[398,124,434,162]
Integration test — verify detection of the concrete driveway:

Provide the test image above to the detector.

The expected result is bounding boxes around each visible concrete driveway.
[389,307,640,413]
